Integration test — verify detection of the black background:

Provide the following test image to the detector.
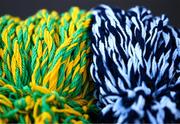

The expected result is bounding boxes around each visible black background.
[0,0,179,28]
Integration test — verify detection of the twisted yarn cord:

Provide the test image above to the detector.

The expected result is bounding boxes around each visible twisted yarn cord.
[0,7,95,123]
[90,5,180,123]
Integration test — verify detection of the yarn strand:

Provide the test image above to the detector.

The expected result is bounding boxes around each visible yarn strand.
[0,7,95,123]
[90,4,180,123]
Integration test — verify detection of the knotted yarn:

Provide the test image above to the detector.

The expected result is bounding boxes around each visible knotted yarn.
[90,4,180,123]
[0,7,96,123]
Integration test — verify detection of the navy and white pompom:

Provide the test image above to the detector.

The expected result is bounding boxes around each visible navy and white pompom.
[90,4,180,123]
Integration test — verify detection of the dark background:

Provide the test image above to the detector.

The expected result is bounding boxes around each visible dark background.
[0,0,179,28]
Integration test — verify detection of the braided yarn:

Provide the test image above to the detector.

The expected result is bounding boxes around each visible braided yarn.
[90,5,180,123]
[0,7,96,123]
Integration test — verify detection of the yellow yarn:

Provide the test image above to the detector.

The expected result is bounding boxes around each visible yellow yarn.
[0,7,96,123]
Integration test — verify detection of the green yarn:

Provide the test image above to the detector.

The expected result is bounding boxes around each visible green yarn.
[0,7,96,124]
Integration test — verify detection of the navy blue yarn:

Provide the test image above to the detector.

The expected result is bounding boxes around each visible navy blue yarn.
[90,4,180,123]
